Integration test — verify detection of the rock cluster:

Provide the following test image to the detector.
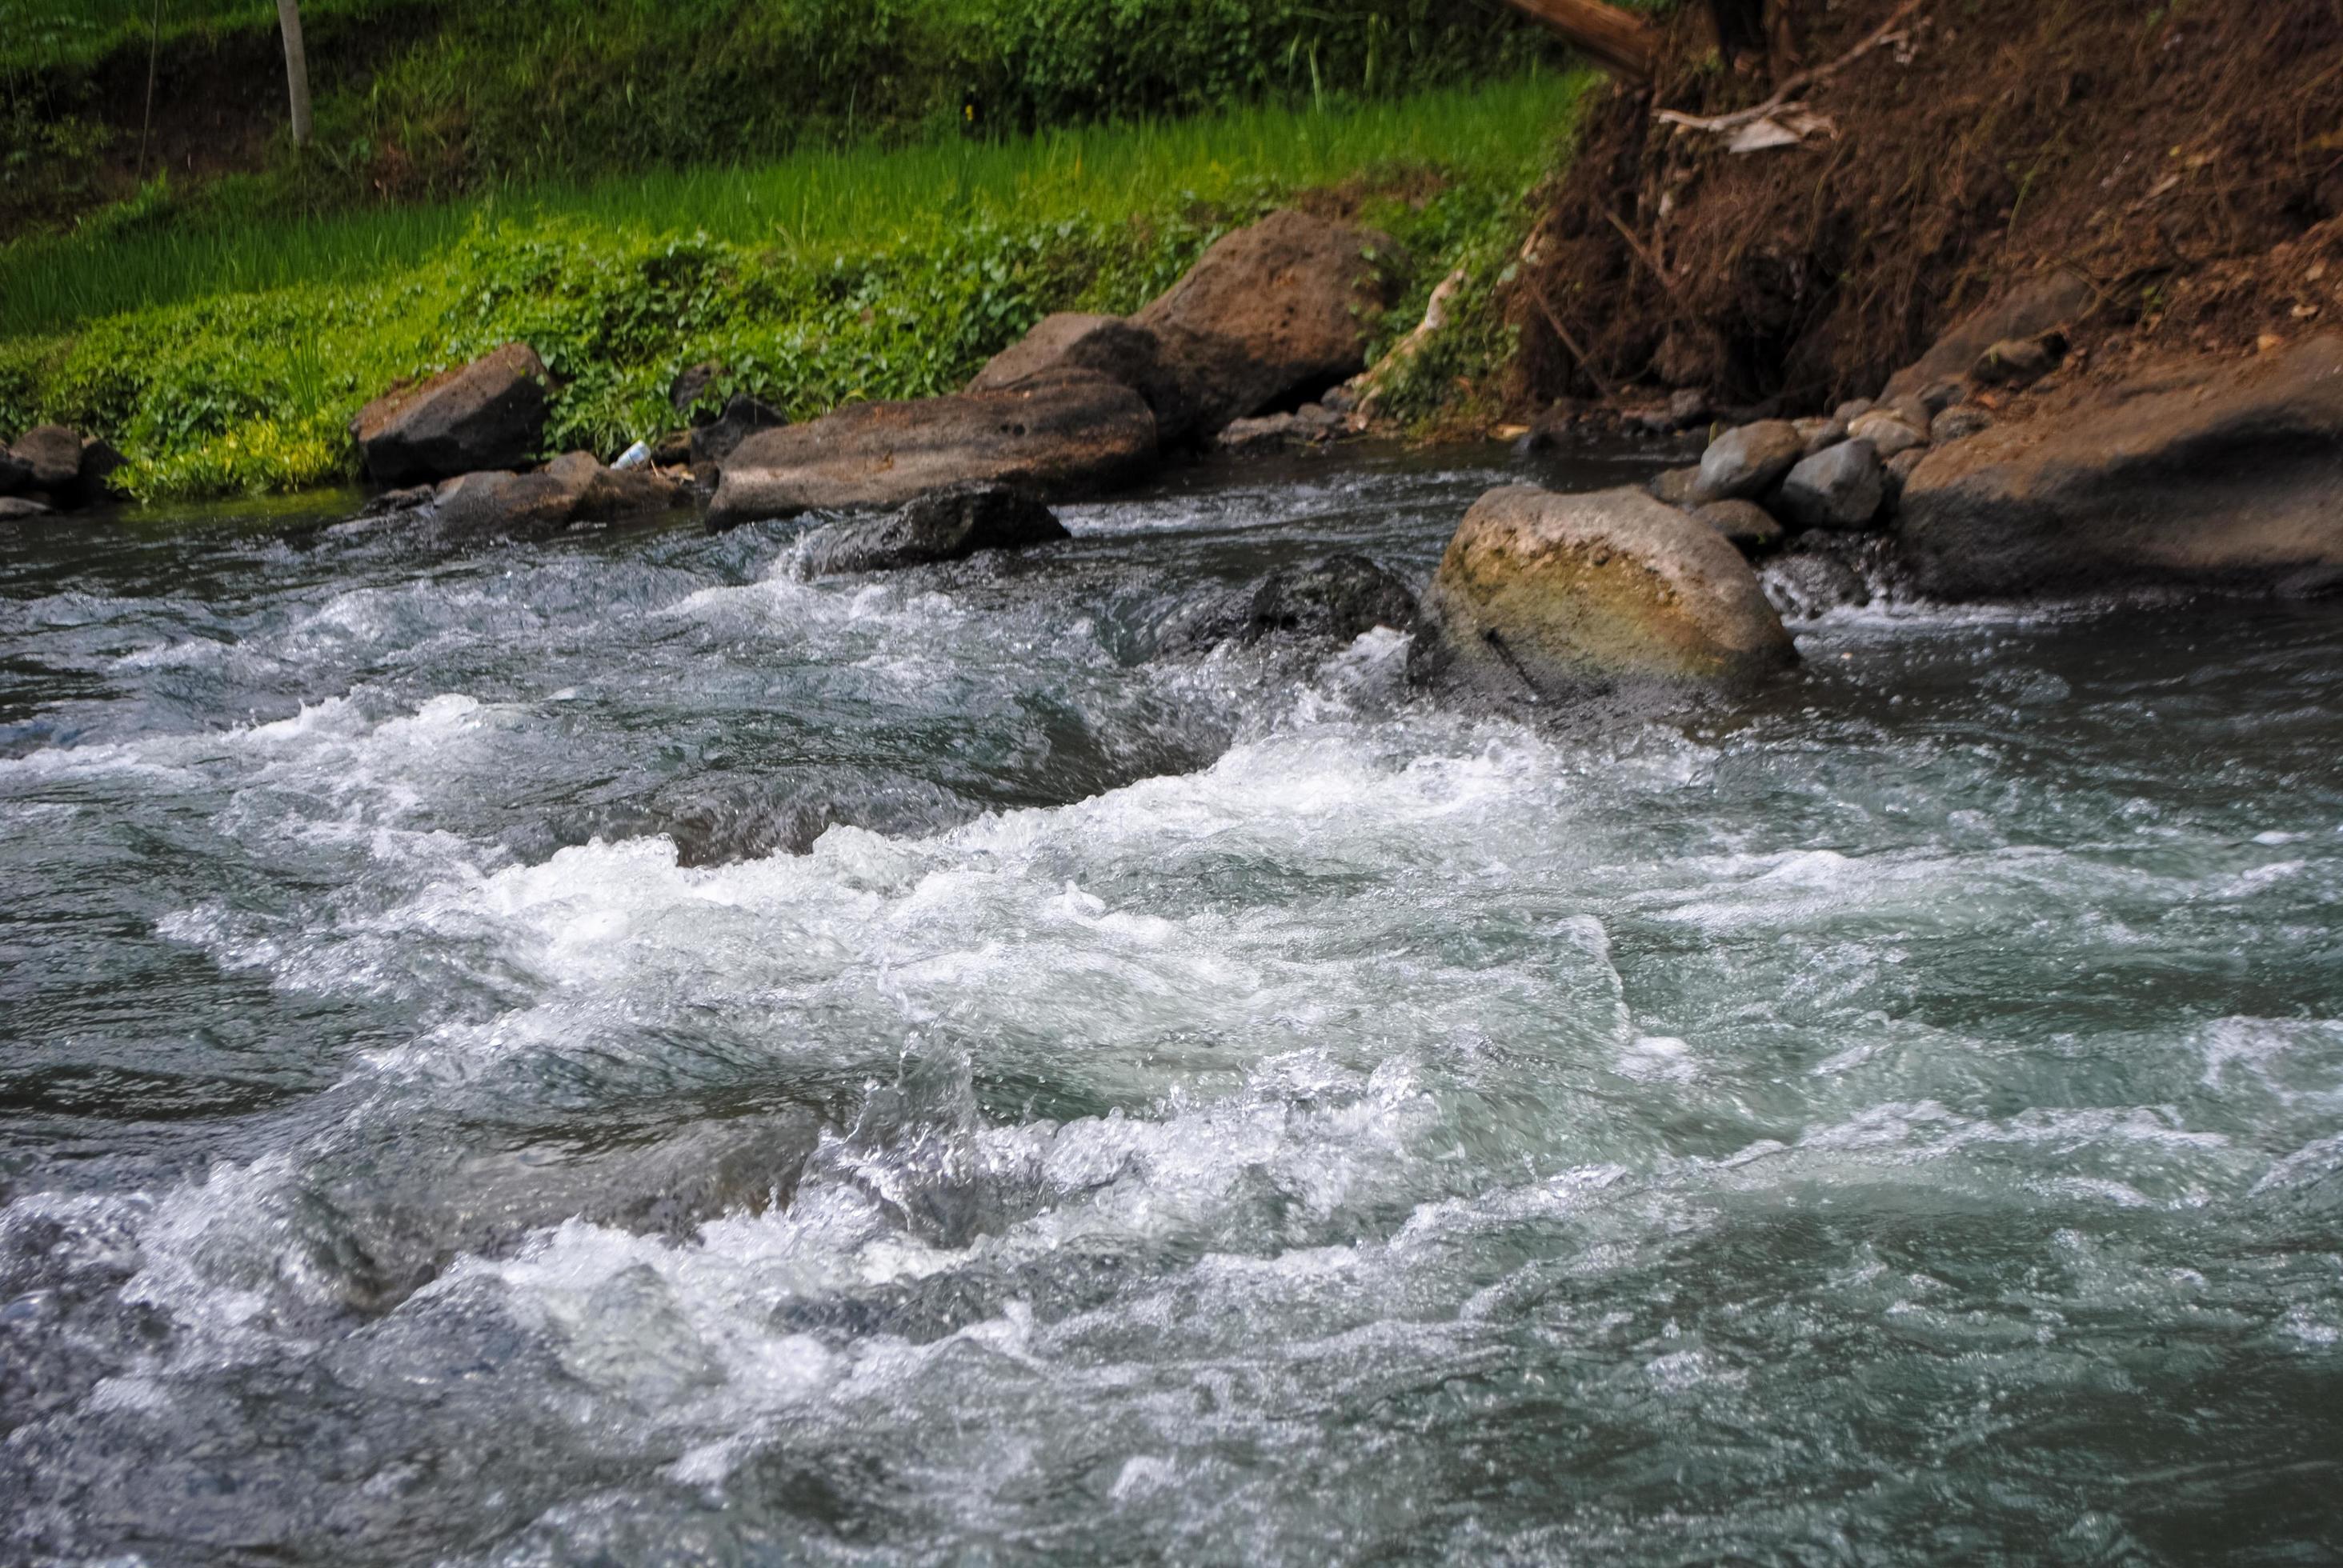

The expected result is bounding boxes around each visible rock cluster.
[0,425,128,519]
[709,210,1396,522]
[359,450,687,539]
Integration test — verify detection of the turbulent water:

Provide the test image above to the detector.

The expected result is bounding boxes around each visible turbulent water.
[2,448,2340,1566]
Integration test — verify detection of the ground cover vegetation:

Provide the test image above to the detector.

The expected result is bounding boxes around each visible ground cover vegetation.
[0,72,1597,498]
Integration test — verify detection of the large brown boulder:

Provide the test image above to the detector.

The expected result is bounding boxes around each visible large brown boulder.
[1133,210,1400,434]
[967,313,1204,444]
[1896,335,2343,598]
[706,372,1155,526]
[1420,485,1796,698]
[350,343,551,483]
[10,425,83,490]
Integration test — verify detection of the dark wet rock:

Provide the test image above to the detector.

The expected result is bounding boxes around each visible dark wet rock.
[651,430,693,467]
[1762,534,1872,620]
[1155,554,1419,657]
[10,425,82,491]
[1884,271,2097,400]
[1212,404,1347,453]
[707,373,1155,524]
[799,482,1069,577]
[1416,484,1796,700]
[0,495,54,521]
[355,485,437,519]
[1776,439,1884,531]
[1917,380,1969,417]
[1931,403,1996,443]
[1696,420,1805,502]
[1648,464,1707,506]
[1797,417,1848,456]
[1900,334,2343,598]
[1693,498,1785,554]
[1133,210,1402,434]
[687,393,788,466]
[72,437,128,507]
[350,342,551,484]
[0,444,28,494]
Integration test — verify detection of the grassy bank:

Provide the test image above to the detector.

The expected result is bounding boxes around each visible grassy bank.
[0,72,1595,500]
[2,0,1564,234]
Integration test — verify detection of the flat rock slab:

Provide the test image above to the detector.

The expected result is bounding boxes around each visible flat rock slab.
[351,343,551,484]
[1422,484,1796,699]
[0,495,55,521]
[798,483,1069,577]
[707,373,1156,525]
[426,451,685,538]
[1898,334,2343,598]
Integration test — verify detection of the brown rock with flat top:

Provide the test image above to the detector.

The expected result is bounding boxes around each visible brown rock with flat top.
[1897,334,2343,597]
[1420,484,1796,699]
[350,343,551,483]
[706,372,1156,525]
[1134,210,1400,434]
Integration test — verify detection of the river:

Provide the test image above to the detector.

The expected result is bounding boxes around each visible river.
[3,449,2340,1563]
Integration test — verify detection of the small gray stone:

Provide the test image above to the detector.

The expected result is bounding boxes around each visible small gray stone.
[1693,498,1784,554]
[1847,410,1928,460]
[1832,398,1875,424]
[1696,419,1806,501]
[0,495,54,521]
[1776,439,1885,530]
[1931,404,1995,443]
[1668,387,1712,428]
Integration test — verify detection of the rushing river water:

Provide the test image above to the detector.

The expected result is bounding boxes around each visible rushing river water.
[2,448,2340,1565]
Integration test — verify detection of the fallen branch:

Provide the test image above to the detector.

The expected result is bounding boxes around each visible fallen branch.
[1355,268,1469,412]
[1656,0,1924,137]
[1500,0,1660,82]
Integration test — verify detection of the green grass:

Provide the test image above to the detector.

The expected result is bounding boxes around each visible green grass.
[0,70,1596,499]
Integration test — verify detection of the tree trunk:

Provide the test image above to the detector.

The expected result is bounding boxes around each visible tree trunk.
[1501,0,1660,82]
[275,0,313,146]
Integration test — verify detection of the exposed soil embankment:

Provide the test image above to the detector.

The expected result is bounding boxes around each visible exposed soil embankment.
[1509,0,2343,414]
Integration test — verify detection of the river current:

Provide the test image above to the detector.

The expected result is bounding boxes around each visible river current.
[2,450,2340,1565]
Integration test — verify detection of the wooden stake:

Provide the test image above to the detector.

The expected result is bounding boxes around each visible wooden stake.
[275,0,311,147]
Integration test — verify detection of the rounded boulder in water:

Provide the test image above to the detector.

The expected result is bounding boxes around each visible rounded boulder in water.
[1695,419,1805,502]
[1776,438,1885,531]
[1421,483,1796,698]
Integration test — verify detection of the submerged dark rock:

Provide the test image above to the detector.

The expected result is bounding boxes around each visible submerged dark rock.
[799,482,1070,577]
[1155,554,1420,658]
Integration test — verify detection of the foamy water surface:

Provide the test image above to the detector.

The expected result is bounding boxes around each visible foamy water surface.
[3,449,2340,1564]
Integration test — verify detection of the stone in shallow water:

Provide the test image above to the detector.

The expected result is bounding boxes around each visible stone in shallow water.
[1776,438,1885,531]
[1154,554,1419,657]
[1696,419,1805,502]
[799,482,1070,577]
[1420,483,1796,698]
